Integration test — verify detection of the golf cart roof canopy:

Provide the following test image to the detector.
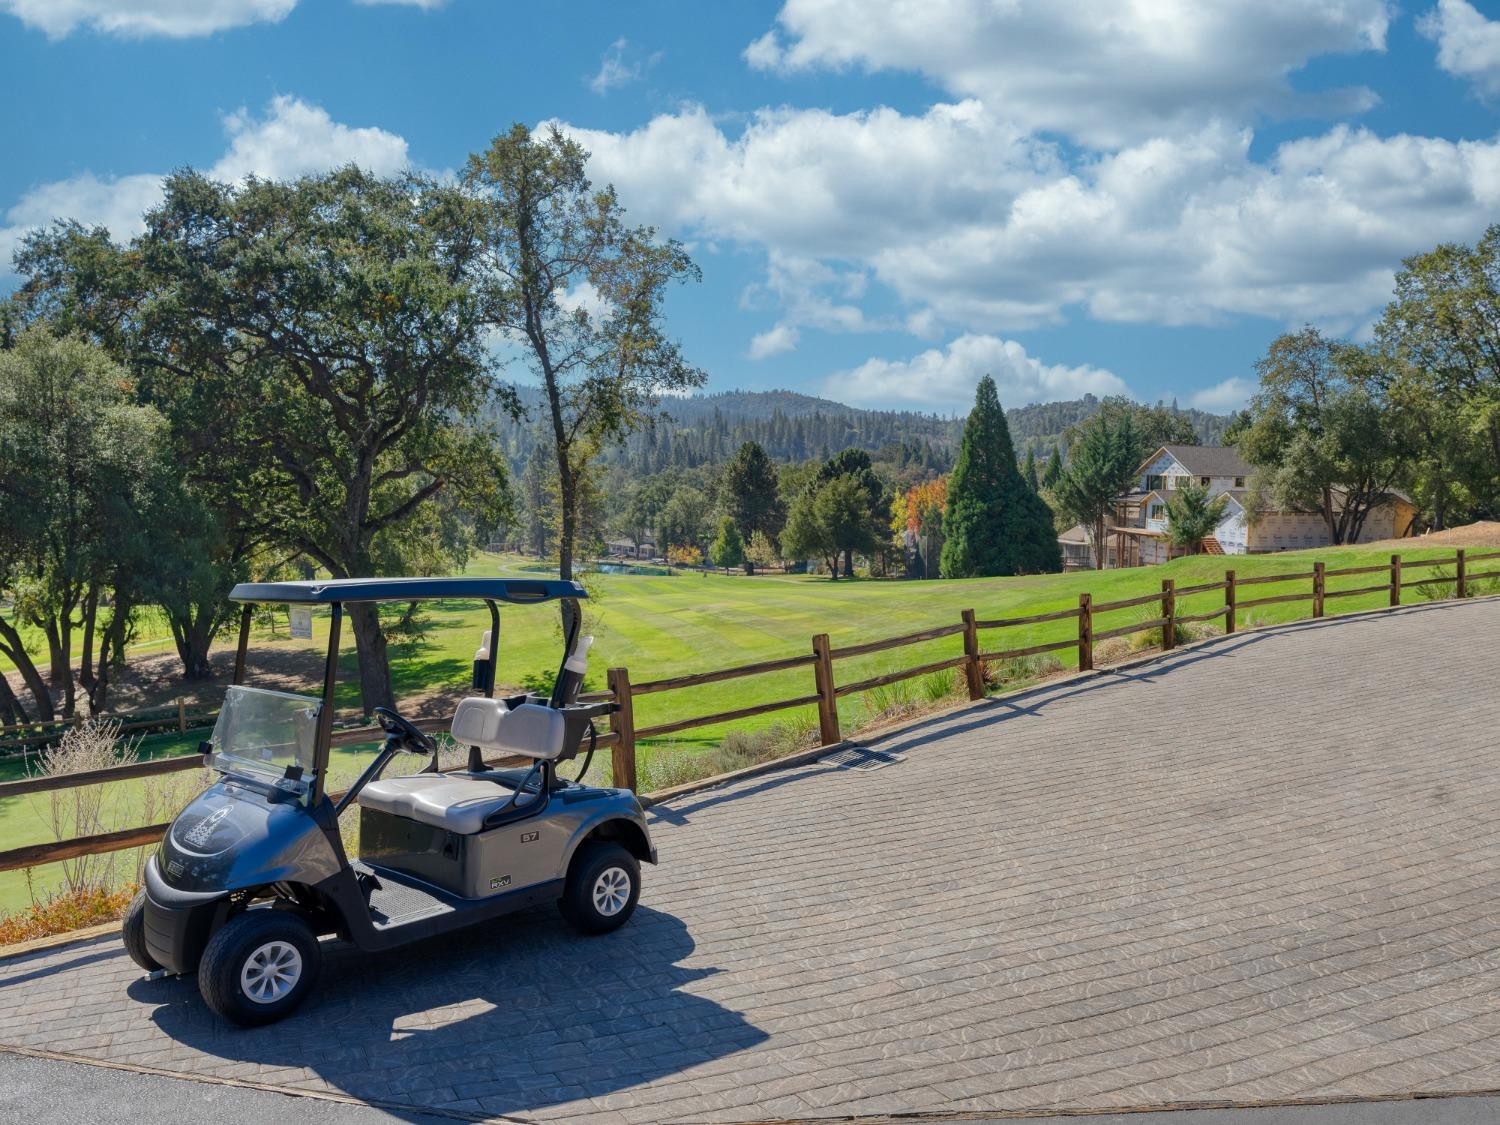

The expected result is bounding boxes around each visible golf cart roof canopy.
[229,577,588,605]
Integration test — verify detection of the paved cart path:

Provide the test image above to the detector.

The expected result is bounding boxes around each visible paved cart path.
[3,600,1500,1124]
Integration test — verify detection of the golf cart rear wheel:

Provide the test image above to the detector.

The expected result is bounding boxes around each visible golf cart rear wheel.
[561,842,640,934]
[198,909,321,1026]
[122,891,161,972]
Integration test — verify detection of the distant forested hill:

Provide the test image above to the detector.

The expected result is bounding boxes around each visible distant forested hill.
[487,386,1233,473]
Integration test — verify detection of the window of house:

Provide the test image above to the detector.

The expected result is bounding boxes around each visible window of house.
[1145,474,1165,491]
[1149,504,1164,520]
[1234,476,1245,488]
[1200,476,1210,486]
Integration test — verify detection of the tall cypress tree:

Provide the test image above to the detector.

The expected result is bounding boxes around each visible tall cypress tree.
[940,376,1062,577]
[1022,447,1040,493]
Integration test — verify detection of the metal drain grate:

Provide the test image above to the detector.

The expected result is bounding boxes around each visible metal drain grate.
[819,745,905,771]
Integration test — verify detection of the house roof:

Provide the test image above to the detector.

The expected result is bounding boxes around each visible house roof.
[1057,523,1090,544]
[1147,444,1253,479]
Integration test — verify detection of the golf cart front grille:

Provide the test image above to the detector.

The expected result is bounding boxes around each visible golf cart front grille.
[818,745,905,771]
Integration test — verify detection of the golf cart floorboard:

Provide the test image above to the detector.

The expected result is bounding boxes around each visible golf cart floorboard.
[354,862,456,929]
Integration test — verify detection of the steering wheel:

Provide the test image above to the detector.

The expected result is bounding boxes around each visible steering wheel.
[372,706,436,754]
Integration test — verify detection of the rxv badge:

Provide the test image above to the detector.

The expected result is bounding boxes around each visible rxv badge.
[489,875,511,890]
[520,831,539,843]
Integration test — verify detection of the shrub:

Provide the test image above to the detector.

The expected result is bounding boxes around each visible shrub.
[1126,605,1203,652]
[986,653,1064,687]
[637,715,820,793]
[0,884,138,945]
[32,719,138,897]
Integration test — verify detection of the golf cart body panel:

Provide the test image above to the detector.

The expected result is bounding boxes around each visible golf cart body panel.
[156,774,345,894]
[136,574,658,1021]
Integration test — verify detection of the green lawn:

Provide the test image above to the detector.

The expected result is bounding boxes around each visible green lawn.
[1,542,1485,914]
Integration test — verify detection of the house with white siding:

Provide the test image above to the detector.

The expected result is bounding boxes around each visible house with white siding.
[1059,444,1416,569]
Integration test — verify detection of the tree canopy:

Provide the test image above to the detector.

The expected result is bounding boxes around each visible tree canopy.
[940,376,1060,578]
[19,167,515,711]
[1051,409,1140,570]
[1164,480,1230,554]
[463,124,703,627]
[721,441,785,546]
[1237,327,1408,545]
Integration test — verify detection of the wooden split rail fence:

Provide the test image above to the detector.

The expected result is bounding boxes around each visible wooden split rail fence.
[1,698,219,755]
[2,548,1497,879]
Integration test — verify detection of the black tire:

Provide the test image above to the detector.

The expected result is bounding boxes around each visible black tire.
[121,891,161,973]
[560,841,640,935]
[198,909,321,1027]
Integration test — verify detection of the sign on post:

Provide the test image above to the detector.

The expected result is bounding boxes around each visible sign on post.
[289,606,314,639]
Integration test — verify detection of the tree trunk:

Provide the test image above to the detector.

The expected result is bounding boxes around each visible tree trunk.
[0,673,26,726]
[346,602,394,714]
[0,617,54,721]
[78,587,99,703]
[170,610,216,681]
[44,618,67,686]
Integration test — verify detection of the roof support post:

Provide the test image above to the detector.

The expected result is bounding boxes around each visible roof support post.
[232,605,253,686]
[313,603,342,803]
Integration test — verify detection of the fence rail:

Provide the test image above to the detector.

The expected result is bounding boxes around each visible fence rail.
[3,545,1497,879]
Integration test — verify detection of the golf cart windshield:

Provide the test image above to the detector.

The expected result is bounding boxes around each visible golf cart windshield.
[208,686,322,788]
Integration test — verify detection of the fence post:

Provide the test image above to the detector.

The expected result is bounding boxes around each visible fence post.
[1457,548,1467,599]
[177,697,186,733]
[606,667,637,792]
[1161,579,1176,651]
[1313,561,1325,619]
[1224,570,1237,634]
[1391,554,1402,607]
[960,609,985,701]
[811,633,842,746]
[1077,592,1093,671]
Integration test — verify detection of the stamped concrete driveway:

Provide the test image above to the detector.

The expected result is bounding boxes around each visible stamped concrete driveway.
[2,599,1500,1124]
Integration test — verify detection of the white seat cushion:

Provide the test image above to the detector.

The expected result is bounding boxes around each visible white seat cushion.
[357,774,528,834]
[451,697,508,748]
[492,703,565,761]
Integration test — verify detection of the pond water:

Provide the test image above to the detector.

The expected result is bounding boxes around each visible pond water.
[592,562,671,576]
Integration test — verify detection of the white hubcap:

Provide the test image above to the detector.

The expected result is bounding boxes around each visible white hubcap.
[240,940,302,1004]
[592,867,631,917]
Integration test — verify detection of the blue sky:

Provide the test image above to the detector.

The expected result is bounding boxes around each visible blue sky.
[3,0,1499,416]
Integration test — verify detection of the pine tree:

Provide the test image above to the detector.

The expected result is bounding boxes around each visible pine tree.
[1042,444,1063,489]
[1023,447,1040,493]
[721,441,785,544]
[709,516,745,571]
[940,376,1062,577]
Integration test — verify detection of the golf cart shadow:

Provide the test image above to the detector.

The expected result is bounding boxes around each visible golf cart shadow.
[134,905,763,1119]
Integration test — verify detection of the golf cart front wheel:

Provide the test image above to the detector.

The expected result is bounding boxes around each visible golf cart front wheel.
[561,842,640,934]
[122,891,161,972]
[198,909,321,1026]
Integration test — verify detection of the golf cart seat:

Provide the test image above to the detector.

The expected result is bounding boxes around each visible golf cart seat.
[355,775,527,834]
[356,700,566,834]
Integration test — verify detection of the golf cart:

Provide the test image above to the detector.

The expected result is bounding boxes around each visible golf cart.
[124,577,655,1026]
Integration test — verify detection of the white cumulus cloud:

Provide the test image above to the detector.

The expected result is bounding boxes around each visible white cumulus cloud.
[825,335,1129,413]
[749,324,800,360]
[746,0,1389,147]
[2,97,412,274]
[0,0,295,38]
[560,103,1500,338]
[588,37,660,95]
[1419,0,1500,98]
[1188,376,1257,412]
[209,95,410,182]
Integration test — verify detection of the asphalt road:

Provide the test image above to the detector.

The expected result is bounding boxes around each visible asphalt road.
[5,1052,1500,1124]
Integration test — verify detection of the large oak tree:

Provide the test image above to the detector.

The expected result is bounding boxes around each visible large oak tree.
[22,168,514,712]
